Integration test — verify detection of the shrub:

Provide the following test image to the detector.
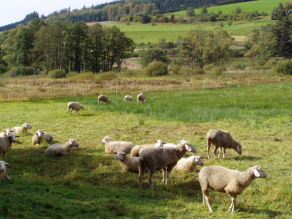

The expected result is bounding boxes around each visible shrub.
[140,49,169,67]
[68,72,96,81]
[271,59,292,75]
[66,71,78,78]
[97,71,118,80]
[178,66,195,76]
[203,64,215,71]
[121,69,145,77]
[193,68,205,75]
[145,61,168,77]
[229,63,245,70]
[6,66,37,77]
[264,59,277,70]
[171,65,181,75]
[212,67,223,75]
[49,69,67,78]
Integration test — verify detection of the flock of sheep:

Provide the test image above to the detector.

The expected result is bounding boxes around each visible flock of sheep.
[0,92,268,213]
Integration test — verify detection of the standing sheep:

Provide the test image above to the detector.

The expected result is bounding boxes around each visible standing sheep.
[0,129,13,137]
[131,140,166,157]
[124,95,133,101]
[114,152,140,173]
[0,134,19,160]
[98,95,110,104]
[0,161,11,181]
[102,136,135,154]
[43,132,54,143]
[45,139,80,157]
[32,130,44,145]
[137,93,146,103]
[67,102,84,115]
[11,123,32,135]
[206,129,242,159]
[199,165,268,213]
[173,155,204,172]
[138,141,196,189]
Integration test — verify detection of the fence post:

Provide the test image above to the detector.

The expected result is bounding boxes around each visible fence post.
[48,90,49,100]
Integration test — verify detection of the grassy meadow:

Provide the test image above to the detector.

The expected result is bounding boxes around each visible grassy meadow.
[0,81,291,218]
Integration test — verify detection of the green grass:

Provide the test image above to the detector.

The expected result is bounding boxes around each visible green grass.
[0,81,292,218]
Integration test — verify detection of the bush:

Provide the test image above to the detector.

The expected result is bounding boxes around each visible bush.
[122,69,145,77]
[264,59,277,69]
[145,61,168,77]
[203,64,215,71]
[140,49,169,67]
[66,71,78,77]
[212,67,223,75]
[97,71,117,80]
[5,66,37,77]
[178,66,195,76]
[271,59,292,75]
[68,72,96,81]
[171,65,181,75]
[49,69,67,78]
[193,68,205,75]
[229,63,245,70]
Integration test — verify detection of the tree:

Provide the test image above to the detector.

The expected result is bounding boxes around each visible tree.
[201,6,208,15]
[140,49,168,67]
[186,7,195,18]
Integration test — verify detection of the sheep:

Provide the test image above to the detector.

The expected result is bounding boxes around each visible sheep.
[138,141,196,189]
[131,140,166,157]
[173,155,204,172]
[137,93,146,103]
[114,152,140,173]
[206,129,242,159]
[67,102,84,115]
[0,161,11,181]
[124,95,133,101]
[43,132,54,143]
[32,130,44,145]
[45,139,79,157]
[98,95,110,104]
[0,133,19,160]
[198,165,268,213]
[102,136,135,154]
[0,129,14,137]
[11,123,32,135]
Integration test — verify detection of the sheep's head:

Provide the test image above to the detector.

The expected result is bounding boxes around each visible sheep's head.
[36,130,44,138]
[180,141,196,153]
[68,139,79,147]
[80,105,84,110]
[194,156,204,166]
[252,166,267,178]
[24,123,32,129]
[114,152,126,160]
[3,129,13,136]
[154,140,166,147]
[8,133,19,143]
[102,136,113,144]
[0,161,10,173]
[235,143,242,155]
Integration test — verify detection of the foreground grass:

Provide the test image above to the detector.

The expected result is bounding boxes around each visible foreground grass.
[0,81,291,218]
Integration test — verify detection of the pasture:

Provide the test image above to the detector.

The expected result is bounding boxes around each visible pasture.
[0,81,291,218]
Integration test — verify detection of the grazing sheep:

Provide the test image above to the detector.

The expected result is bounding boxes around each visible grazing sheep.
[173,155,204,172]
[43,132,54,143]
[45,139,79,157]
[11,123,32,135]
[102,136,135,154]
[114,152,140,173]
[131,140,166,157]
[206,129,242,159]
[199,165,268,213]
[32,130,44,145]
[124,95,133,101]
[137,93,146,103]
[67,102,84,115]
[0,134,19,160]
[0,161,11,181]
[0,129,13,137]
[138,141,196,189]
[98,95,110,104]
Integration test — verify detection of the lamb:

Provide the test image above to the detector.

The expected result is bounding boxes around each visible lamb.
[45,139,79,157]
[102,136,135,154]
[0,133,19,160]
[114,152,140,173]
[199,165,268,213]
[173,155,204,172]
[0,161,11,181]
[124,95,133,101]
[43,132,54,143]
[32,130,44,145]
[98,95,110,104]
[67,102,84,115]
[11,123,32,135]
[206,129,242,159]
[0,129,13,137]
[138,141,196,189]
[131,140,165,157]
[137,93,146,103]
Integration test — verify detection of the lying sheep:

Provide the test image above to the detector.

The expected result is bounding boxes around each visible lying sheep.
[45,139,79,157]
[206,129,242,159]
[98,95,110,104]
[102,136,135,154]
[0,129,13,137]
[137,93,146,103]
[138,141,196,189]
[67,102,84,115]
[11,123,32,135]
[173,155,204,172]
[32,130,44,145]
[131,140,165,157]
[0,161,11,181]
[114,152,140,173]
[199,165,268,213]
[124,95,133,101]
[0,133,19,160]
[43,132,54,143]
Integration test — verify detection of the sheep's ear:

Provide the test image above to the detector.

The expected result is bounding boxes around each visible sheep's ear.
[154,141,157,143]
[254,169,261,177]
[5,162,10,166]
[15,135,20,138]
[185,143,192,151]
[3,130,6,133]
[11,130,14,132]
[113,152,117,155]
[162,142,166,144]
[69,139,74,144]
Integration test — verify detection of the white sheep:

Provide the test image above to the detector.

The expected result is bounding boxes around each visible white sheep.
[0,129,14,137]
[124,95,133,101]
[67,102,84,115]
[131,140,165,157]
[11,123,32,135]
[45,139,80,157]
[0,133,19,160]
[114,152,140,173]
[173,155,204,172]
[102,136,135,154]
[0,161,11,181]
[199,165,268,213]
[164,139,196,153]
[43,132,54,143]
[137,93,146,103]
[98,95,111,104]
[206,129,242,159]
[32,130,44,145]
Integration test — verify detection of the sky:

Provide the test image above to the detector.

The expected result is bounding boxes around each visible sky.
[0,0,109,27]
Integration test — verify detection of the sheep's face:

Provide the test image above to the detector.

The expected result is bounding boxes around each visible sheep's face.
[3,129,13,136]
[252,166,267,178]
[36,131,44,138]
[8,134,18,143]
[81,105,84,110]
[102,136,113,144]
[183,141,197,153]
[0,161,9,172]
[154,140,166,147]
[114,152,126,160]
[69,139,79,147]
[236,143,242,155]
[194,156,204,166]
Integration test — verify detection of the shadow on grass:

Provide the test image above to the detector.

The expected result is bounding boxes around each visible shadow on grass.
[81,114,95,116]
[234,155,263,161]
[237,207,281,216]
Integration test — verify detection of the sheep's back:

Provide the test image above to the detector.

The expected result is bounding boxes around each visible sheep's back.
[0,137,10,152]
[109,141,135,154]
[45,144,64,156]
[207,129,232,146]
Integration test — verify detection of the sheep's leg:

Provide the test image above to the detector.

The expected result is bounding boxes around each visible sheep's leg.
[223,148,226,159]
[202,190,213,212]
[138,167,144,190]
[165,166,174,185]
[162,168,166,183]
[228,195,236,213]
[218,147,222,158]
[148,170,155,189]
[207,139,211,159]
[213,147,218,158]
[3,152,5,160]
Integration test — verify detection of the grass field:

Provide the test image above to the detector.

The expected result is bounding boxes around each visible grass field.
[0,81,291,218]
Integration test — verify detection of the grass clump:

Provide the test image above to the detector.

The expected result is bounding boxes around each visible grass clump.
[97,71,118,80]
[145,61,168,77]
[68,72,96,81]
[49,69,67,78]
[229,63,245,70]
[212,66,223,75]
[203,64,215,71]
